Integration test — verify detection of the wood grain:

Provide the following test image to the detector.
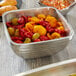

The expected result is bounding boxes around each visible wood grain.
[0,0,76,76]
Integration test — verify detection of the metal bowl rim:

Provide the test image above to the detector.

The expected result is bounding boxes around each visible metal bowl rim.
[15,58,76,76]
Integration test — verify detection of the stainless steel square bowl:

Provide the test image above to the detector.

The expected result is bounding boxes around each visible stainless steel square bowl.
[15,59,76,76]
[2,7,74,59]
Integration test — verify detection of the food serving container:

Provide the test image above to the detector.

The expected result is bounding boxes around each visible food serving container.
[39,0,76,15]
[2,7,74,59]
[15,59,76,76]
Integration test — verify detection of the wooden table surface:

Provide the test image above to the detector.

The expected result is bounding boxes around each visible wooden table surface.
[0,0,76,76]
